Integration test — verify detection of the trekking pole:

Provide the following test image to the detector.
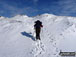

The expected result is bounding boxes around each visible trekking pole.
[33,28,36,40]
[33,28,35,37]
[41,27,44,39]
[42,27,44,38]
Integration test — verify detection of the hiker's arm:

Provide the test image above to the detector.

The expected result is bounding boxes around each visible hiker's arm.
[41,25,43,27]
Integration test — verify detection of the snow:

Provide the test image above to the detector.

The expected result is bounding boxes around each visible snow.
[0,13,76,57]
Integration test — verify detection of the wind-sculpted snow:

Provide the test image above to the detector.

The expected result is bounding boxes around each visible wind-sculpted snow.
[0,14,76,57]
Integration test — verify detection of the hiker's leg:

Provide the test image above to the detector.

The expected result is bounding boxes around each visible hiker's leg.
[36,28,41,40]
[36,34,39,39]
[37,28,41,40]
[36,28,39,40]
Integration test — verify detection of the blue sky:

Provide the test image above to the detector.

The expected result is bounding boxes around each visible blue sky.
[0,0,76,17]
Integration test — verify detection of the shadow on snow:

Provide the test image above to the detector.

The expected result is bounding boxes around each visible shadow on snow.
[21,31,35,41]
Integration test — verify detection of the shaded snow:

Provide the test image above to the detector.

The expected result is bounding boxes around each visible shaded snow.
[0,14,76,57]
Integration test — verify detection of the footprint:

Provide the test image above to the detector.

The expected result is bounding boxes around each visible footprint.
[31,40,45,57]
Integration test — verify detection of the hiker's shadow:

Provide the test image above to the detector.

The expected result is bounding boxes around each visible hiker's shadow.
[21,31,35,41]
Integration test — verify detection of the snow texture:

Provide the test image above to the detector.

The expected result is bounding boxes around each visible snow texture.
[0,14,76,57]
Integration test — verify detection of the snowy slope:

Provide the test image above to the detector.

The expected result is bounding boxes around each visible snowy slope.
[0,14,76,57]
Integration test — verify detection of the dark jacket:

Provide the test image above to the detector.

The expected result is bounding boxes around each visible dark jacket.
[34,20,43,29]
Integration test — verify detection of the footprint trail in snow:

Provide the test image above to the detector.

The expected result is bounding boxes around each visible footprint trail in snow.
[31,40,45,57]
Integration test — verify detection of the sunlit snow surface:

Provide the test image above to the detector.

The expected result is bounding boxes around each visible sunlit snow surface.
[0,14,76,57]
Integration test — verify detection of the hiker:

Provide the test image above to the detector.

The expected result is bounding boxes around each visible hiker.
[34,20,43,40]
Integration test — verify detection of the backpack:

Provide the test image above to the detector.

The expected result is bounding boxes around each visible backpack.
[34,20,42,28]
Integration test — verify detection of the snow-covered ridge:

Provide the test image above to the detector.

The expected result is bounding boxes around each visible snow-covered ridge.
[0,14,76,57]
[0,16,6,19]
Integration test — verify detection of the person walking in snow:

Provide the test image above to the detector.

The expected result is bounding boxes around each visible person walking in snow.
[34,20,43,40]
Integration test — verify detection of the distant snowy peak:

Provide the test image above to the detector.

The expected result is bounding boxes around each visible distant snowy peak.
[41,13,55,17]
[0,16,5,19]
[36,13,56,17]
[33,13,56,20]
[12,14,28,18]
[9,14,30,21]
